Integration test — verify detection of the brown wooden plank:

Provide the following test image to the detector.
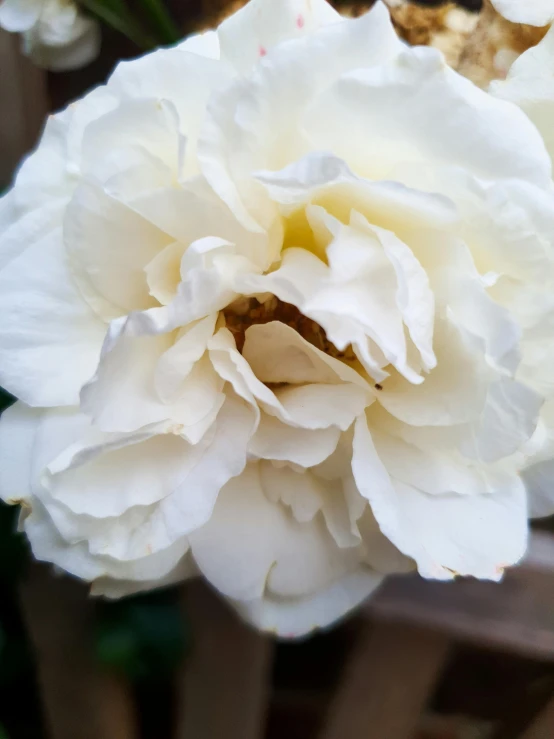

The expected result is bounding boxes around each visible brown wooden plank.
[319,621,451,739]
[517,693,554,739]
[0,29,48,188]
[19,563,138,739]
[366,532,554,661]
[175,581,273,739]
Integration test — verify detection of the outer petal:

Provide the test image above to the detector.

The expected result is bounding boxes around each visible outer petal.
[189,463,362,602]
[199,2,402,230]
[490,0,554,26]
[0,402,39,503]
[178,30,220,59]
[66,178,171,316]
[218,0,341,74]
[305,47,551,188]
[24,499,190,586]
[377,320,489,427]
[352,415,528,580]
[81,313,224,437]
[107,45,233,163]
[249,414,341,467]
[0,228,106,406]
[233,569,383,637]
[491,26,554,162]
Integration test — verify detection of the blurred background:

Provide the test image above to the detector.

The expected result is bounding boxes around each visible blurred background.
[4,2,554,739]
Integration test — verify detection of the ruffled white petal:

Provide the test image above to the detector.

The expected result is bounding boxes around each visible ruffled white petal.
[234,568,382,637]
[218,0,341,74]
[490,0,554,26]
[0,228,106,406]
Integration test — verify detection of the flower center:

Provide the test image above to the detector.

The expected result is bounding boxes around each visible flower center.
[222,296,357,364]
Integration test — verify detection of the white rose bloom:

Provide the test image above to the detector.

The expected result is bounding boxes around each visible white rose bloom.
[490,0,554,27]
[491,27,554,519]
[0,0,552,636]
[0,0,100,71]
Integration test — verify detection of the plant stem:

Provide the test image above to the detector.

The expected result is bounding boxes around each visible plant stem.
[136,0,182,45]
[78,0,156,50]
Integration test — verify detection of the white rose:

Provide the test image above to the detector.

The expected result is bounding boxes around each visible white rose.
[490,0,554,27]
[0,0,100,71]
[490,27,554,519]
[0,0,552,636]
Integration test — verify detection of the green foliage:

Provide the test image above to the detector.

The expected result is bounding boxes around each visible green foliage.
[0,388,14,414]
[95,589,189,681]
[78,0,180,49]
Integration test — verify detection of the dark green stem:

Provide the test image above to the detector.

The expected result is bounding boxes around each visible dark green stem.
[78,0,157,50]
[136,0,182,45]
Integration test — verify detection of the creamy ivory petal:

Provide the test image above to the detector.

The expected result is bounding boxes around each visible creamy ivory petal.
[242,320,371,390]
[218,0,341,74]
[377,320,490,427]
[491,26,554,162]
[490,0,554,25]
[0,402,38,503]
[307,214,433,382]
[178,30,220,59]
[210,326,369,430]
[249,414,341,467]
[65,177,172,316]
[91,553,197,598]
[461,378,543,464]
[120,176,275,278]
[81,312,224,436]
[255,151,457,231]
[43,430,205,518]
[260,460,326,522]
[24,499,191,585]
[305,47,551,187]
[260,461,362,548]
[189,463,362,602]
[107,45,233,173]
[40,393,255,563]
[352,415,527,580]
[154,314,218,402]
[0,227,106,407]
[233,569,383,637]
[199,2,402,230]
[357,507,414,574]
[524,458,554,518]
[371,428,523,498]
[24,501,106,582]
[80,98,182,180]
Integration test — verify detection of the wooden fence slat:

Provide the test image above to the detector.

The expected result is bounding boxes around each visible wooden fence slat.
[318,621,451,739]
[19,563,138,739]
[517,694,554,739]
[175,581,273,739]
[0,29,48,188]
[366,532,554,661]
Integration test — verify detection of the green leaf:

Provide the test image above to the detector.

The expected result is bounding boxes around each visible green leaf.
[78,0,157,49]
[136,0,181,45]
[95,620,143,678]
[95,589,188,680]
